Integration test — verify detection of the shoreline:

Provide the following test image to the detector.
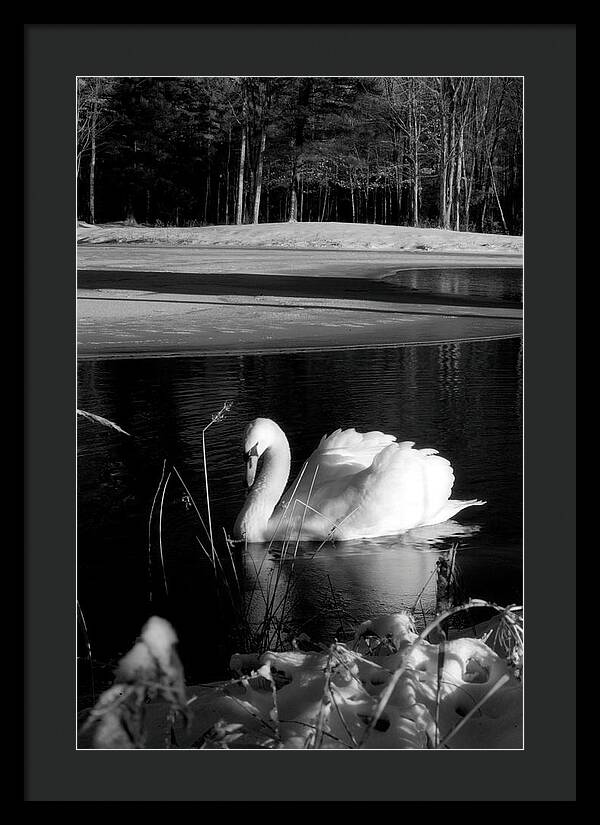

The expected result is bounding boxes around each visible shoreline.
[77,333,521,362]
[77,245,523,359]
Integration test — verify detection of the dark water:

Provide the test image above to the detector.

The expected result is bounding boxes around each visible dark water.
[77,337,522,700]
[386,268,522,307]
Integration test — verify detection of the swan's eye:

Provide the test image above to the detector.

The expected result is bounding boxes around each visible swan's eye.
[243,442,259,463]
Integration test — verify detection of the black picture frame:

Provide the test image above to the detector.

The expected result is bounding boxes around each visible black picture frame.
[24,23,576,802]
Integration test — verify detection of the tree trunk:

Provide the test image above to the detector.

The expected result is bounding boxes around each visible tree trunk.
[288,78,313,222]
[465,154,476,232]
[487,151,509,233]
[410,81,420,227]
[438,81,447,228]
[203,169,210,225]
[216,175,221,224]
[383,175,387,224]
[444,92,456,229]
[412,133,419,227]
[265,167,270,222]
[225,124,231,225]
[235,125,246,225]
[396,133,404,224]
[252,125,267,224]
[455,128,463,231]
[89,92,98,224]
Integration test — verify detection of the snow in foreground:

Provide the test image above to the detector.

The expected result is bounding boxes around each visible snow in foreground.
[80,608,523,750]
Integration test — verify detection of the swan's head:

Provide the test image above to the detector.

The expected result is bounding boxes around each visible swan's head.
[242,418,284,489]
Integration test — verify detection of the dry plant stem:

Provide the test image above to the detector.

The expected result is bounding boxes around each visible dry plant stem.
[158,471,172,597]
[418,597,428,629]
[329,683,359,747]
[310,647,335,749]
[147,459,167,604]
[177,462,231,590]
[271,467,320,648]
[359,599,522,748]
[294,466,320,555]
[194,536,237,612]
[434,638,446,748]
[198,401,232,563]
[270,678,280,742]
[248,464,310,629]
[222,526,241,598]
[410,565,438,615]
[437,673,510,749]
[243,547,269,620]
[227,693,278,737]
[279,499,301,564]
[171,465,212,548]
[310,506,361,558]
[201,423,216,556]
[295,501,338,531]
[77,600,95,704]
[194,535,216,570]
[76,408,131,437]
[278,719,352,748]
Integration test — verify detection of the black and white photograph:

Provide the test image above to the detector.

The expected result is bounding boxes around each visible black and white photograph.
[74,74,525,751]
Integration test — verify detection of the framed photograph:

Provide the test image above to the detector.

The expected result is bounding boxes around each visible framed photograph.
[25,24,576,802]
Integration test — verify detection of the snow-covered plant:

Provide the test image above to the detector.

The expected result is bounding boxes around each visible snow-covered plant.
[80,616,189,749]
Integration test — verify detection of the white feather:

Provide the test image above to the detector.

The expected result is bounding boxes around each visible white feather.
[233,419,485,543]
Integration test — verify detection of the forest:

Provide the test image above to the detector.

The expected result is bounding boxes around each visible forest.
[77,76,523,235]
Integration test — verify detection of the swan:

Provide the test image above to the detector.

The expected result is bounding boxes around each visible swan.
[232,418,484,543]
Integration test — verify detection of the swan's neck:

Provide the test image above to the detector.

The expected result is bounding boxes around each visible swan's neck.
[234,435,291,542]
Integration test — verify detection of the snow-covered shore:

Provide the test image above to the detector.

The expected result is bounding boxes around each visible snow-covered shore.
[78,611,523,750]
[77,220,523,255]
[76,225,522,358]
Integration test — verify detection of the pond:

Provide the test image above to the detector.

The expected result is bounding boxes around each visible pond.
[385,267,523,307]
[77,336,523,703]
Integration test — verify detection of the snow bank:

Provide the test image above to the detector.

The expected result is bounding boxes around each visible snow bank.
[200,615,522,749]
[81,609,522,750]
[76,221,523,254]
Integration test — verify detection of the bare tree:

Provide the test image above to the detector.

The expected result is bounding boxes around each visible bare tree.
[235,85,247,226]
[77,77,115,223]
[288,78,313,222]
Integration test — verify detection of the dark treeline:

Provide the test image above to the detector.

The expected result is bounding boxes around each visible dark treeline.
[77,76,523,234]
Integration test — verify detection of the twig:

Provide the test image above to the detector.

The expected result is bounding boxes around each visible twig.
[77,600,95,704]
[329,683,359,747]
[272,467,320,647]
[147,460,167,604]
[171,464,212,548]
[307,646,335,749]
[310,507,361,558]
[200,401,233,555]
[76,408,131,437]
[158,471,172,597]
[434,635,446,748]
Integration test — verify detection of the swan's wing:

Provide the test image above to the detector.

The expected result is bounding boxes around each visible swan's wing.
[323,441,459,538]
[277,428,397,515]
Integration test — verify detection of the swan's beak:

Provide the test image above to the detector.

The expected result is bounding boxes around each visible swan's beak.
[245,456,258,490]
[244,442,259,490]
